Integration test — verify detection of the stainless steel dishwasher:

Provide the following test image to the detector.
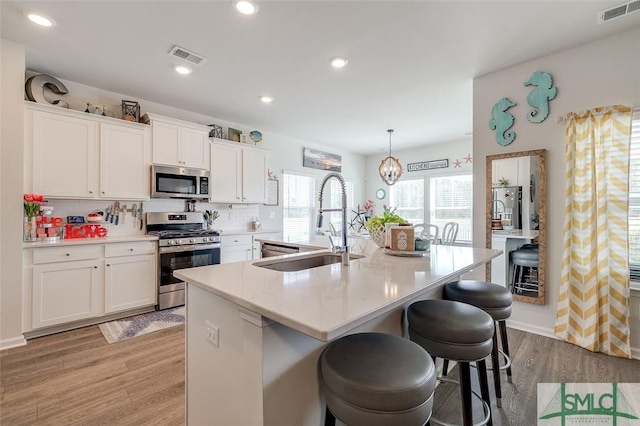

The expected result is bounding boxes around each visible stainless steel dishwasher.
[261,242,299,257]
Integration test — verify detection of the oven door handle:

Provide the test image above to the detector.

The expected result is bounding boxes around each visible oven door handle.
[159,243,221,254]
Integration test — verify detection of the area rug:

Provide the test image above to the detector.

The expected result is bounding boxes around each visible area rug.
[99,306,185,344]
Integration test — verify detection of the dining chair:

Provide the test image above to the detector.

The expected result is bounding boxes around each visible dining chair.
[414,223,439,244]
[440,222,459,245]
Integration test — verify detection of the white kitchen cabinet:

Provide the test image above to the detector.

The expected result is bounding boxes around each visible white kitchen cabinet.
[104,241,156,313]
[210,140,268,204]
[220,234,254,264]
[26,102,151,200]
[24,240,157,331]
[100,123,151,199]
[146,113,210,169]
[27,247,104,329]
[30,108,98,198]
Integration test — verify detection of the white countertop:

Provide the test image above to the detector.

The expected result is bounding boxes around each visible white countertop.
[23,234,158,248]
[175,240,502,341]
[218,229,281,236]
[492,230,539,239]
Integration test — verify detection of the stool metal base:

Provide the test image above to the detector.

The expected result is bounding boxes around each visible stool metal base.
[430,377,491,426]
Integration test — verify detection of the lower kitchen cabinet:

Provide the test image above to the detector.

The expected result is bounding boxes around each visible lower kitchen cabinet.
[25,240,157,331]
[220,235,253,264]
[32,259,103,329]
[105,253,156,314]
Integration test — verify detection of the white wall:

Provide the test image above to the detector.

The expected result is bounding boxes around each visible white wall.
[473,28,640,353]
[0,39,27,349]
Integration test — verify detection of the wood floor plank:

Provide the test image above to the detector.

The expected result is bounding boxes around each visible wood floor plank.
[1,321,638,425]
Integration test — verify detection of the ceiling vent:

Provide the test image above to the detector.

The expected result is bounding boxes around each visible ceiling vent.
[168,45,207,65]
[598,0,640,23]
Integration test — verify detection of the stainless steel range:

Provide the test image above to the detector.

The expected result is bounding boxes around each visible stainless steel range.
[147,212,221,310]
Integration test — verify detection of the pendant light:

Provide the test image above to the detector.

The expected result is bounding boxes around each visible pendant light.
[378,129,403,186]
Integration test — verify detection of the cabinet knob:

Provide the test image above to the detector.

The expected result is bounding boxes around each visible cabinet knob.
[94,266,98,269]
[129,248,134,251]
[66,253,70,256]
[102,191,105,194]
[106,264,110,267]
[89,191,93,194]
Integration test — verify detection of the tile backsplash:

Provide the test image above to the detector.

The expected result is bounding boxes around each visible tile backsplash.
[42,198,270,236]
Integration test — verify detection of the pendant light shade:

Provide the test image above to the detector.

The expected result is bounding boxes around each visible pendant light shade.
[379,129,403,186]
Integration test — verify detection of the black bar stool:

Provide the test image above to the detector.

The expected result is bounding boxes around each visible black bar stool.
[407,299,493,426]
[443,280,513,408]
[320,332,437,426]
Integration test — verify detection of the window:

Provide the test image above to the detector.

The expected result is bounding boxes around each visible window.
[627,109,640,285]
[324,179,354,236]
[282,172,315,243]
[429,174,473,243]
[389,178,425,223]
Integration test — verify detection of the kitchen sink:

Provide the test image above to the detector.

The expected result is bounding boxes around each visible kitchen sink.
[253,252,364,272]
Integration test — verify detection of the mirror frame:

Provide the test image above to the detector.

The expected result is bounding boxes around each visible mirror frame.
[486,149,546,305]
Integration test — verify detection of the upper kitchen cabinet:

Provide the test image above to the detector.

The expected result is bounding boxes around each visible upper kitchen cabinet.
[210,140,268,204]
[144,113,210,170]
[26,102,151,200]
[100,123,150,199]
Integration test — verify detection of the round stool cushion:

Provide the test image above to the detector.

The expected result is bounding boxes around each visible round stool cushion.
[510,249,539,267]
[320,332,436,426]
[443,280,513,321]
[407,300,493,362]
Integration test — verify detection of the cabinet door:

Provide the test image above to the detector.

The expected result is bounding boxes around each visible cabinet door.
[32,260,103,329]
[32,111,98,198]
[220,245,253,264]
[242,148,269,204]
[180,127,210,169]
[211,144,242,203]
[152,121,181,166]
[100,123,151,199]
[104,254,156,313]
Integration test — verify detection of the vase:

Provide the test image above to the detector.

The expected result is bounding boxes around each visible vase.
[24,216,37,242]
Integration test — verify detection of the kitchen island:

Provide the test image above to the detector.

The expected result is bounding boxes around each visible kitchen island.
[175,241,501,425]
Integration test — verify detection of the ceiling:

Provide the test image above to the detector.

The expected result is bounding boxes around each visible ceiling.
[2,1,639,155]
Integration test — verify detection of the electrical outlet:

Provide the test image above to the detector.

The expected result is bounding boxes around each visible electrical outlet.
[269,211,275,219]
[205,320,219,347]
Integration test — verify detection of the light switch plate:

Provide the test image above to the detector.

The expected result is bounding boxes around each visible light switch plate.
[269,211,275,219]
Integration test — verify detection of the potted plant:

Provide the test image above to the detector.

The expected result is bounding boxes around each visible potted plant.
[530,212,540,230]
[364,205,408,248]
[497,177,510,187]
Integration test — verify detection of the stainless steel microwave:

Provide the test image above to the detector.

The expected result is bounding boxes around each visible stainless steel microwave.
[151,165,210,200]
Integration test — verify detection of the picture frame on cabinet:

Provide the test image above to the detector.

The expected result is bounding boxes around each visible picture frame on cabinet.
[266,179,279,206]
[121,100,140,122]
[208,124,223,139]
[228,127,242,142]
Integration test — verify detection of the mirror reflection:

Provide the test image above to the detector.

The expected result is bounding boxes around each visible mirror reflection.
[486,149,546,305]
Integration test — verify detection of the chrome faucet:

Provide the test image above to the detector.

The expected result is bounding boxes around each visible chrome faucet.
[317,172,349,266]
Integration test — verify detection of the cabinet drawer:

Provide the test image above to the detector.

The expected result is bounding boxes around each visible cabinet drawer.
[221,234,253,247]
[32,245,102,264]
[105,241,156,258]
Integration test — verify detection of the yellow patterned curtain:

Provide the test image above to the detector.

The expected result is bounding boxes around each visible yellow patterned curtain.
[555,105,632,358]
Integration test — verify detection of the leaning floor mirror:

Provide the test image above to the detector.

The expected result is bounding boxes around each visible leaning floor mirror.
[486,149,546,305]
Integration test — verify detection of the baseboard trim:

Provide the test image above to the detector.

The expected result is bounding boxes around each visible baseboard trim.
[507,319,640,361]
[0,335,28,351]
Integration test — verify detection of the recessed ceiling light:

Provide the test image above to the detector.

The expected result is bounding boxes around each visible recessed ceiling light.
[260,96,273,104]
[24,11,55,27]
[330,57,348,68]
[234,0,259,15]
[174,65,193,75]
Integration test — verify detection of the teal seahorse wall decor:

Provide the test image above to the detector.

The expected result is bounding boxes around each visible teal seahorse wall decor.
[524,71,557,123]
[489,97,517,146]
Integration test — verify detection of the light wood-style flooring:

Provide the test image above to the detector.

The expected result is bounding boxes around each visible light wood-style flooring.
[1,324,639,425]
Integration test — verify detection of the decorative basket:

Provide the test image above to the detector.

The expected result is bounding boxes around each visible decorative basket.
[365,222,387,248]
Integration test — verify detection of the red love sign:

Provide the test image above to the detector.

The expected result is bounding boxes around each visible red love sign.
[64,224,108,239]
